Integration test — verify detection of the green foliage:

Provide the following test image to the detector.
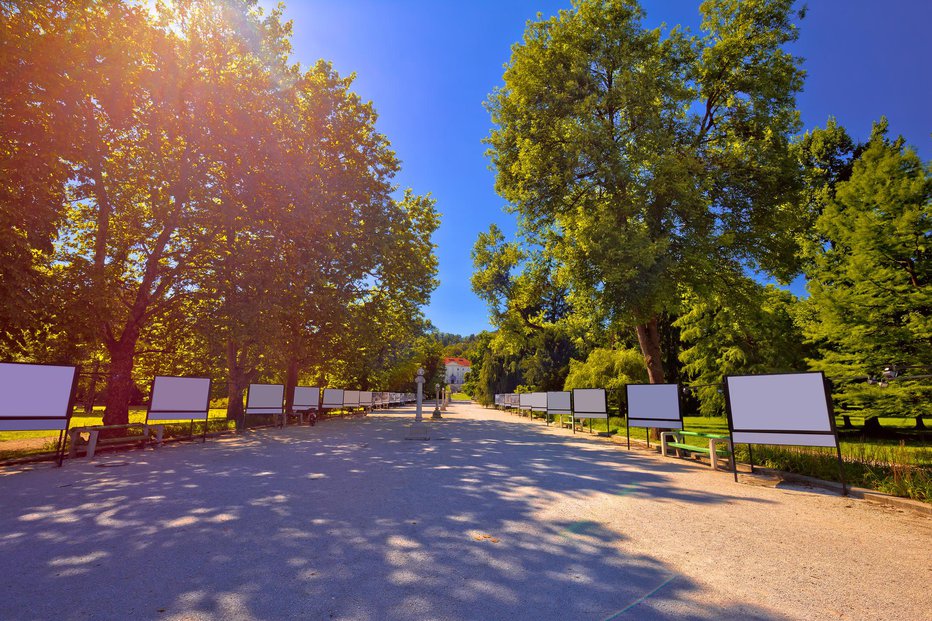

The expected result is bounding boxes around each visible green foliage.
[485,0,807,383]
[803,120,931,420]
[0,1,439,425]
[676,280,809,415]
[563,347,647,411]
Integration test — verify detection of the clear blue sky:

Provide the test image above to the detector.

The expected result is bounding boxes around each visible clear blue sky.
[267,0,932,337]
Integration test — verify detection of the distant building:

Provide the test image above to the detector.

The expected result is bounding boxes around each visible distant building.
[443,357,472,391]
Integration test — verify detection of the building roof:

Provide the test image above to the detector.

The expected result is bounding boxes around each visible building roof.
[443,357,472,367]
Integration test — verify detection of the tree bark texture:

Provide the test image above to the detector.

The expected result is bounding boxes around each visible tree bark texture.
[636,316,667,440]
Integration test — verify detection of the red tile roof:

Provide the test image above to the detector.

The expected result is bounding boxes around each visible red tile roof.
[443,357,472,367]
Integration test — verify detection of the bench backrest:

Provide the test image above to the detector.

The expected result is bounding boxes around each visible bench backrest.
[293,386,320,411]
[573,388,608,419]
[245,384,284,415]
[625,383,684,430]
[147,376,211,422]
[0,362,77,431]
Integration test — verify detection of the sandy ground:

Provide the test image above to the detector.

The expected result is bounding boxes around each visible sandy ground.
[0,403,928,621]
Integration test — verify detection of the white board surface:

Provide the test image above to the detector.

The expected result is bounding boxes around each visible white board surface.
[573,388,607,419]
[323,388,344,408]
[293,386,320,410]
[726,373,837,448]
[519,393,532,409]
[148,376,211,421]
[359,391,372,406]
[246,384,284,413]
[0,363,76,424]
[343,390,360,407]
[727,373,833,432]
[547,391,571,415]
[626,384,682,427]
[531,392,547,411]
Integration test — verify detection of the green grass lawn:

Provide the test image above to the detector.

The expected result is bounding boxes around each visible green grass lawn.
[516,409,931,502]
[0,406,237,461]
[451,392,471,401]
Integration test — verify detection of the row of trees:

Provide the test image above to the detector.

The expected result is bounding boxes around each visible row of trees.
[1,1,441,428]
[466,0,930,426]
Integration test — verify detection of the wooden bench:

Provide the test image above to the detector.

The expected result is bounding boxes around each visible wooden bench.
[660,430,734,472]
[68,423,163,460]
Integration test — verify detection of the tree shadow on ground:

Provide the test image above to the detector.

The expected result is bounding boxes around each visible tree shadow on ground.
[0,408,784,621]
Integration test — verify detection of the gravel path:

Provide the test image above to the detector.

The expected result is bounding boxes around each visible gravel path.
[0,403,928,621]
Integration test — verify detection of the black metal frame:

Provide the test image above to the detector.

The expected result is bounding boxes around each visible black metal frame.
[724,371,846,495]
[572,388,608,436]
[292,386,321,423]
[546,391,572,427]
[0,361,78,467]
[244,383,286,428]
[145,375,213,444]
[624,383,685,450]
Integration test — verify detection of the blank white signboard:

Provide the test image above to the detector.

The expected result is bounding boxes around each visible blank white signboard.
[519,393,532,409]
[359,391,373,406]
[573,389,607,419]
[293,387,320,410]
[343,390,360,407]
[148,376,211,421]
[626,384,683,429]
[547,391,571,415]
[726,373,837,447]
[323,389,344,409]
[246,384,284,413]
[0,363,76,431]
[531,392,547,412]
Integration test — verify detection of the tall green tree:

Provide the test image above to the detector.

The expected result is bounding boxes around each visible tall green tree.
[803,120,931,423]
[676,280,808,416]
[485,0,806,385]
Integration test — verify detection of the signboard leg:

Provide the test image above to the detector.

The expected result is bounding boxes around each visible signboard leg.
[748,444,754,474]
[626,420,630,450]
[835,444,847,496]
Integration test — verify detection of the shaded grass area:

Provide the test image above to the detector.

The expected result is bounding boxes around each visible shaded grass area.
[0,407,237,461]
[514,409,931,503]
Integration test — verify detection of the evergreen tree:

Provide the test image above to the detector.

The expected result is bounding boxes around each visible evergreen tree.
[803,120,931,425]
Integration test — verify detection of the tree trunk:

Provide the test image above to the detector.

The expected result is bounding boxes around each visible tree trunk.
[915,415,926,430]
[636,316,666,440]
[225,339,249,431]
[862,416,883,435]
[102,330,140,428]
[284,355,299,415]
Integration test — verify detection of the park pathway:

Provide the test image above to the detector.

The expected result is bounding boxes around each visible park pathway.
[0,402,928,621]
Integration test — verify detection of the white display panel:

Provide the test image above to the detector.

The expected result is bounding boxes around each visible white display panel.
[246,384,284,414]
[323,388,344,409]
[626,384,683,429]
[519,393,532,409]
[359,391,373,406]
[343,390,360,407]
[547,391,571,415]
[530,392,547,412]
[573,388,607,419]
[726,372,837,448]
[293,386,320,410]
[0,363,76,430]
[147,376,211,421]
